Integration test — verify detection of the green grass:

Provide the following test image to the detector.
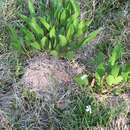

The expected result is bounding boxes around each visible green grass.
[60,91,125,130]
[6,88,125,130]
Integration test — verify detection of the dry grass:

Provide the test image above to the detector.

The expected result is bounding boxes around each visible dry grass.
[0,0,130,130]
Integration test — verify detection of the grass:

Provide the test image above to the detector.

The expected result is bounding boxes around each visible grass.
[4,87,126,130]
[60,91,125,130]
[0,0,130,130]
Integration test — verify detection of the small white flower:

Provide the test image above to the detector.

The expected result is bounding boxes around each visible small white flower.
[85,105,92,114]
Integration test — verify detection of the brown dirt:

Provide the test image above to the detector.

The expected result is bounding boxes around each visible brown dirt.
[21,54,84,93]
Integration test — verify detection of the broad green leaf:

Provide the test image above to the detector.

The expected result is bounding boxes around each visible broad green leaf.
[39,17,50,30]
[122,72,129,81]
[96,63,105,78]
[25,33,34,43]
[41,36,48,48]
[66,15,78,29]
[58,9,63,22]
[106,75,123,86]
[111,65,120,77]
[77,20,86,36]
[59,35,67,47]
[28,0,35,16]
[74,74,88,86]
[82,28,101,46]
[106,75,115,86]
[66,24,74,41]
[114,76,123,84]
[66,2,72,16]
[72,17,79,29]
[109,44,123,66]
[70,0,80,17]
[30,18,43,35]
[49,41,52,50]
[95,72,101,83]
[49,26,56,38]
[95,63,105,85]
[60,9,66,23]
[31,42,41,50]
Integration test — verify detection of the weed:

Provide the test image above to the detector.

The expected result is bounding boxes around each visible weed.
[75,43,130,93]
[9,0,101,59]
[94,43,130,92]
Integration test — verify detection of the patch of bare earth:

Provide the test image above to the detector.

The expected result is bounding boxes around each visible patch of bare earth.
[21,54,84,109]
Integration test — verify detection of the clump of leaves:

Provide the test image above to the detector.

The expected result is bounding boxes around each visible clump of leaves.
[94,44,130,91]
[74,74,89,87]
[9,0,101,59]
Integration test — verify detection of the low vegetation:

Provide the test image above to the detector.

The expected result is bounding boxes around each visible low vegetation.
[0,0,130,130]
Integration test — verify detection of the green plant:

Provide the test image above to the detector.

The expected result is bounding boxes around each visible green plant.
[60,92,123,129]
[74,74,89,87]
[9,0,101,59]
[94,44,130,89]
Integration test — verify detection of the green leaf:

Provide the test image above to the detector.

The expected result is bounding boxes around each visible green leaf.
[72,17,79,29]
[30,18,43,35]
[66,24,74,41]
[106,75,115,86]
[74,74,88,86]
[49,26,56,38]
[31,42,41,50]
[82,28,101,46]
[39,17,50,30]
[111,65,120,77]
[70,0,80,17]
[106,75,123,86]
[59,35,67,47]
[114,76,123,84]
[21,27,35,42]
[57,9,63,22]
[41,36,48,48]
[109,44,123,66]
[95,63,105,85]
[77,20,86,36]
[122,72,129,82]
[28,0,35,16]
[60,9,66,23]
[49,41,52,50]
[54,7,61,19]
[96,63,105,78]
[8,26,22,51]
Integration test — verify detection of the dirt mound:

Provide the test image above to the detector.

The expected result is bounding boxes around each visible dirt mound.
[21,54,83,93]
